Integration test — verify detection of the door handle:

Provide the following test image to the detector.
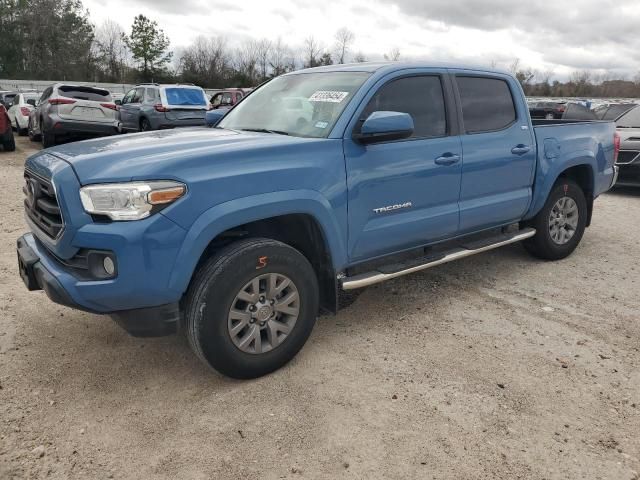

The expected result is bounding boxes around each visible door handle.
[434,153,460,166]
[511,145,531,155]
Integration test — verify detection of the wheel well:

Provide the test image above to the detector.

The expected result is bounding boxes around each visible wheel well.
[558,164,594,226]
[195,214,337,314]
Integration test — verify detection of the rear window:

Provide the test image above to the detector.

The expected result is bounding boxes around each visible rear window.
[601,104,636,121]
[456,76,516,133]
[58,86,111,102]
[617,106,640,128]
[563,103,597,120]
[164,88,207,106]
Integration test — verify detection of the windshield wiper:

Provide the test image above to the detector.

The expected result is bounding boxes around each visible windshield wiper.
[239,128,290,136]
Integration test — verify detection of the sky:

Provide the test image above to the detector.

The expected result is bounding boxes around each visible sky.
[83,0,640,80]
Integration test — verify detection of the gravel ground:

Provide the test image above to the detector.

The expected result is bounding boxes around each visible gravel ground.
[1,135,639,480]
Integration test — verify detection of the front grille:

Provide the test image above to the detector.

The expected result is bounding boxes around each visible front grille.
[617,151,640,165]
[23,170,64,239]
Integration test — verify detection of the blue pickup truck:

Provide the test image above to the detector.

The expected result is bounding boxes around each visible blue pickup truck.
[17,63,619,378]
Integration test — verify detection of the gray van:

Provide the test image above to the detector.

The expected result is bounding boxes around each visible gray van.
[118,84,209,132]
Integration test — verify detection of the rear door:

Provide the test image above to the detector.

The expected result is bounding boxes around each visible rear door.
[344,71,462,262]
[119,87,144,130]
[452,73,536,233]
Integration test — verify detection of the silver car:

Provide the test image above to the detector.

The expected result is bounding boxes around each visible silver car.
[28,84,118,147]
[118,83,209,132]
[615,104,640,187]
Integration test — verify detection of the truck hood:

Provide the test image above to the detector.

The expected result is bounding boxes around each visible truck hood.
[45,127,314,184]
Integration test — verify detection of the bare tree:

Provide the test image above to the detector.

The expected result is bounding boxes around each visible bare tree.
[178,35,230,87]
[334,27,354,64]
[94,20,130,82]
[269,38,293,76]
[303,36,322,68]
[255,38,272,81]
[353,51,367,63]
[384,47,401,62]
[234,39,260,85]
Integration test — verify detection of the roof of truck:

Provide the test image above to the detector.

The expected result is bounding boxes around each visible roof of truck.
[287,61,511,76]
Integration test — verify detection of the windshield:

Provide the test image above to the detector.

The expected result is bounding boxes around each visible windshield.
[218,72,371,138]
[165,87,207,106]
[617,105,640,128]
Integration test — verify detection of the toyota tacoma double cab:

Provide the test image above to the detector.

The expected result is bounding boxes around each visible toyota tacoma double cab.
[17,63,619,378]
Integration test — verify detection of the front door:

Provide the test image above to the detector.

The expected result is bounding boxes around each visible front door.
[344,73,462,262]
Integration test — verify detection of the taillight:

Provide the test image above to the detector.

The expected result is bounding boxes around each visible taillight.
[154,104,169,112]
[557,106,566,113]
[49,98,76,105]
[20,107,30,116]
[614,131,620,163]
[100,103,117,111]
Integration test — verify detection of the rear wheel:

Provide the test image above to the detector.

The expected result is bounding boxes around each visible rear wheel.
[41,124,56,148]
[523,179,587,260]
[140,118,151,132]
[184,238,319,379]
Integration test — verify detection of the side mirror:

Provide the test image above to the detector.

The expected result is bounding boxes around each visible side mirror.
[353,111,414,144]
[206,109,227,127]
[27,99,36,107]
[114,99,122,106]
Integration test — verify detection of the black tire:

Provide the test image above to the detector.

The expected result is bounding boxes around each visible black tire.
[41,125,56,148]
[184,238,319,379]
[28,119,40,142]
[3,133,15,152]
[523,179,587,260]
[140,117,151,132]
[18,125,27,136]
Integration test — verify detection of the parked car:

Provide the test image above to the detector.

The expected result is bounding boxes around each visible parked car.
[561,102,598,120]
[17,63,618,379]
[0,91,18,109]
[111,92,124,106]
[528,101,566,119]
[118,83,209,132]
[594,103,636,121]
[28,84,118,147]
[7,92,39,135]
[210,89,248,109]
[0,104,16,151]
[613,104,640,187]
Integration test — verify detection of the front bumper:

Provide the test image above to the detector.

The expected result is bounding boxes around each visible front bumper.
[17,233,180,336]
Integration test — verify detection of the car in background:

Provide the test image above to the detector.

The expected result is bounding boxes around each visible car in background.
[28,84,118,147]
[529,101,566,119]
[7,92,39,135]
[0,91,18,109]
[613,104,640,187]
[0,104,15,152]
[210,88,251,109]
[118,83,209,132]
[594,103,637,121]
[561,102,598,120]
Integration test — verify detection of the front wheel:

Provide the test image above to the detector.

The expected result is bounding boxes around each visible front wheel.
[3,134,15,152]
[523,179,587,260]
[184,238,319,379]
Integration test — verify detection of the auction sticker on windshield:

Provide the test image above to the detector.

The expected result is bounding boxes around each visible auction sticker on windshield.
[309,91,349,103]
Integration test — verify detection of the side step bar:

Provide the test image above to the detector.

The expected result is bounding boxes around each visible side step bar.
[341,228,536,290]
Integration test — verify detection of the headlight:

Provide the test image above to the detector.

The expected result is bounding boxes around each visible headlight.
[79,181,186,221]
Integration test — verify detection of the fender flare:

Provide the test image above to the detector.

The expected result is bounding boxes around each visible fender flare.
[524,151,596,220]
[166,189,347,295]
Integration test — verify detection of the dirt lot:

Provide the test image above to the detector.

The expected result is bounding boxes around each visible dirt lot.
[0,135,638,480]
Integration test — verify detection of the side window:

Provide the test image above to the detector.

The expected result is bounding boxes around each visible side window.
[456,76,516,133]
[221,92,233,105]
[122,89,135,105]
[144,88,157,103]
[39,87,52,104]
[211,93,222,106]
[132,87,145,103]
[359,75,447,139]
